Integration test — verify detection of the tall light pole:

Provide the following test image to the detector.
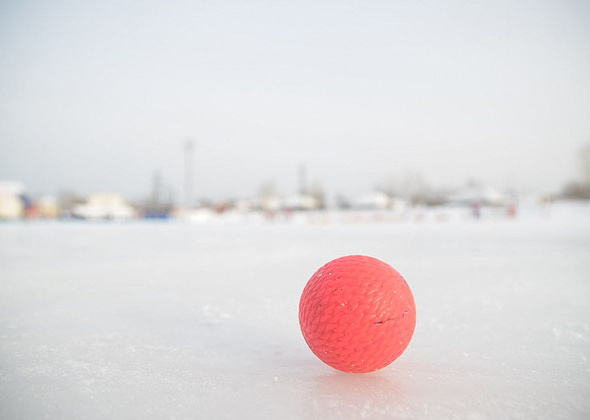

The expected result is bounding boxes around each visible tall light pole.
[184,139,195,208]
[299,163,308,196]
[151,170,162,208]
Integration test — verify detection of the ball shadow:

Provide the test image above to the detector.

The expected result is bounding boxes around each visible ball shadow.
[302,370,407,417]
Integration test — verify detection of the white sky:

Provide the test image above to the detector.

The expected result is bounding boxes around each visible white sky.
[1,0,589,201]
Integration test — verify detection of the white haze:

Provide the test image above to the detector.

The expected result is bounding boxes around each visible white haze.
[1,0,589,201]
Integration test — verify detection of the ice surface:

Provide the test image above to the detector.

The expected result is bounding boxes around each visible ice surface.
[1,205,590,419]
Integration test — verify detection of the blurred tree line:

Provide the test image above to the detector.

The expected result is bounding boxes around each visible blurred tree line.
[561,143,590,200]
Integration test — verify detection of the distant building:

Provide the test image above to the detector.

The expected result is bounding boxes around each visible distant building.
[37,195,60,219]
[0,195,24,220]
[352,191,398,210]
[448,185,506,206]
[283,194,321,211]
[72,193,137,220]
[259,195,282,212]
[232,198,256,213]
[0,181,25,220]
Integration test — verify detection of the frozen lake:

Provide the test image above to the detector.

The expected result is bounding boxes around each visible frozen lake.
[1,209,590,419]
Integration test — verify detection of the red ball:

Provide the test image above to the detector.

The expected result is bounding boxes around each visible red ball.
[299,255,416,373]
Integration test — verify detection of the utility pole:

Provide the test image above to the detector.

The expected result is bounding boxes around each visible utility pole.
[151,170,162,209]
[298,163,308,196]
[184,139,195,208]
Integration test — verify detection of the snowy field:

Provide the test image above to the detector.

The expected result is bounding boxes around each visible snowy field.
[1,204,590,419]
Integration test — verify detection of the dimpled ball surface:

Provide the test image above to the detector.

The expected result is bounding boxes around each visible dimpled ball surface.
[299,255,416,373]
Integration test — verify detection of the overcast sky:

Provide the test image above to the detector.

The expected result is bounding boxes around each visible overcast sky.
[1,0,589,202]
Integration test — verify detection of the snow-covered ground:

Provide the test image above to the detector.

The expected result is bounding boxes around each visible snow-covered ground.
[1,204,590,419]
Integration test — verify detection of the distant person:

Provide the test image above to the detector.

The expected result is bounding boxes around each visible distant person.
[471,201,481,219]
[506,204,517,218]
